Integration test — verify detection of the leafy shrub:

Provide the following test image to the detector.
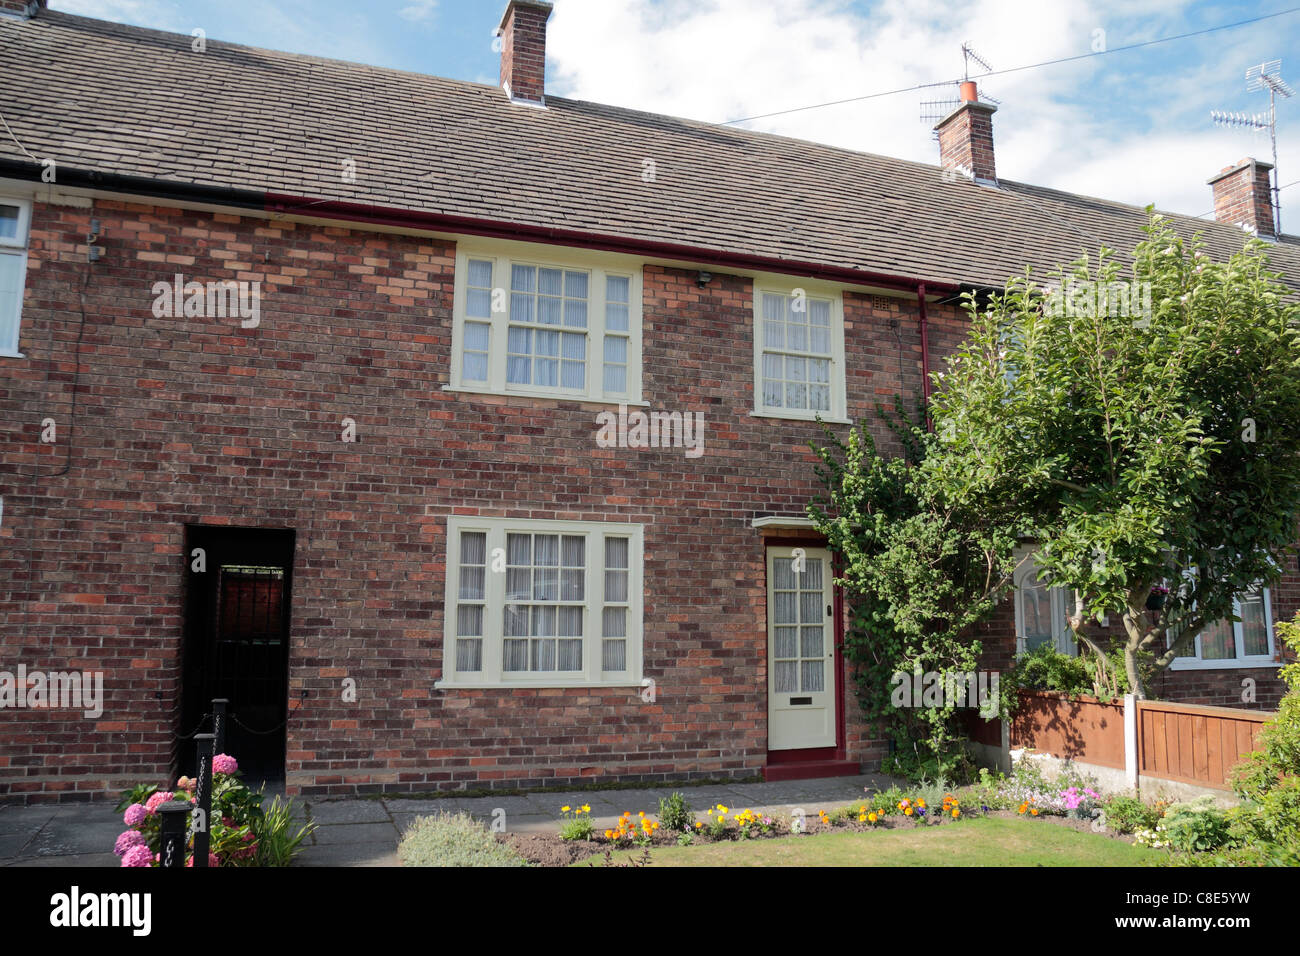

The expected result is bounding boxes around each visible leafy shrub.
[657,792,693,832]
[1158,798,1234,853]
[255,794,315,866]
[1104,795,1161,834]
[866,786,907,815]
[398,812,529,867]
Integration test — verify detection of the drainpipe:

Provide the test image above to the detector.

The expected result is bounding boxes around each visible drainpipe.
[916,282,933,432]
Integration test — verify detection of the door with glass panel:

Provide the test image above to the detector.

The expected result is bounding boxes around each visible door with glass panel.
[767,546,836,750]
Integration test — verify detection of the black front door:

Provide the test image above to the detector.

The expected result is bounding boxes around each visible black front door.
[179,525,295,786]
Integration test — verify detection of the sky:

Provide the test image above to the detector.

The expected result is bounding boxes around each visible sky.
[47,0,1300,231]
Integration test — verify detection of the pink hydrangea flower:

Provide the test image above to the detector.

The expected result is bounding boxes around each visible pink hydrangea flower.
[212,754,238,775]
[144,791,175,815]
[184,852,221,867]
[114,830,146,856]
[121,844,153,867]
[123,803,148,827]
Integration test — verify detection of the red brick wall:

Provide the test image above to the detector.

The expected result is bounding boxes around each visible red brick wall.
[0,197,965,801]
[937,103,997,182]
[499,1,549,103]
[1210,159,1275,237]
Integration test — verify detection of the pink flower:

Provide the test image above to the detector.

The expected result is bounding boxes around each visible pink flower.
[114,830,146,856]
[213,754,238,775]
[123,804,148,827]
[121,845,153,867]
[184,853,221,868]
[144,791,175,815]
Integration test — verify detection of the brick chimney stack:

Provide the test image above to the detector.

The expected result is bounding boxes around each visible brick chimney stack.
[498,1,553,106]
[934,80,998,185]
[0,0,47,18]
[1207,158,1277,238]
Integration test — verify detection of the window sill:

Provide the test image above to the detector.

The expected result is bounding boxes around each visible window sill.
[1167,659,1281,672]
[0,350,24,359]
[442,384,649,408]
[749,410,851,425]
[434,679,645,691]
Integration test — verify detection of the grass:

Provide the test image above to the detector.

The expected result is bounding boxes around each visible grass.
[581,816,1161,867]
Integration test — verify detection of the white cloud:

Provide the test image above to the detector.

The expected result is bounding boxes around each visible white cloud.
[545,0,1296,222]
[399,0,438,24]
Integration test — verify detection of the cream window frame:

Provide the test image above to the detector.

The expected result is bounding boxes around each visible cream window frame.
[437,516,645,689]
[0,196,33,357]
[751,281,848,423]
[446,241,644,405]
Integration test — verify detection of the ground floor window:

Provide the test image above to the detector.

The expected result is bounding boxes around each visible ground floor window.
[439,516,643,687]
[1170,587,1276,670]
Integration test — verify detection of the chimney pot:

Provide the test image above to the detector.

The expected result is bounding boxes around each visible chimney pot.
[498,0,553,105]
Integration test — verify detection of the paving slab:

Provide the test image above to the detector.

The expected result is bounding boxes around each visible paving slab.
[296,842,400,867]
[305,800,393,825]
[310,821,399,846]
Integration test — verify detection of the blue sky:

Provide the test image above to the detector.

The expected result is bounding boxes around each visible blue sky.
[50,0,1300,228]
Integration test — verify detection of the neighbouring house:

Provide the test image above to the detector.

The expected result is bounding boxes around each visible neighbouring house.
[1,0,1296,803]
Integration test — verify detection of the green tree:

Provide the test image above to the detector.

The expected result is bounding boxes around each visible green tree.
[926,212,1300,698]
[808,400,1018,777]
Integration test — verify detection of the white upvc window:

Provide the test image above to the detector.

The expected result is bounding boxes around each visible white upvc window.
[447,242,643,405]
[0,197,32,356]
[752,283,847,422]
[1169,587,1277,670]
[1014,556,1076,657]
[438,516,644,688]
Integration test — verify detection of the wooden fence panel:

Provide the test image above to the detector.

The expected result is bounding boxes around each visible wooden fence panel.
[1137,700,1272,790]
[1009,691,1126,769]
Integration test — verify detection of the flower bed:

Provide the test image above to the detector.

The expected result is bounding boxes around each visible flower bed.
[112,753,315,867]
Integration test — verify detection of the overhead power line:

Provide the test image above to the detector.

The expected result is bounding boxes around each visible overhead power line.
[721,6,1300,127]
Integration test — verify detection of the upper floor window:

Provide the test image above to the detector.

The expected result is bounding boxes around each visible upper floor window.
[448,244,642,404]
[752,284,846,421]
[0,197,32,356]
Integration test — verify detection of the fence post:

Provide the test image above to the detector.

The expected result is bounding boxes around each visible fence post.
[158,801,191,868]
[193,732,214,868]
[1123,694,1138,792]
[211,698,228,755]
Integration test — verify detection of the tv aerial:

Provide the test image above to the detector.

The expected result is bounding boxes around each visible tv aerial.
[1211,59,1293,233]
[920,43,1002,139]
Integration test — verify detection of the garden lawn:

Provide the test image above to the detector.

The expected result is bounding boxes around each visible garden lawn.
[584,816,1160,867]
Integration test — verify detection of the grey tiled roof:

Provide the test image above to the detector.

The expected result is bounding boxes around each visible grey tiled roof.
[5,10,1299,288]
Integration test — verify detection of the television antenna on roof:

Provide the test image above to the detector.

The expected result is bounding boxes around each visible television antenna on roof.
[920,43,1002,138]
[1211,59,1294,233]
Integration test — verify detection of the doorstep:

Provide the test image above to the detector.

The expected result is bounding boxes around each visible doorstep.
[762,759,862,782]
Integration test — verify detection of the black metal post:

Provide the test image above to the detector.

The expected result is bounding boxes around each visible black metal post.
[211,698,228,754]
[158,801,191,868]
[193,732,214,868]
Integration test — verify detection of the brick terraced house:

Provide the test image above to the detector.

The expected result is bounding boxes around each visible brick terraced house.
[1,1,1297,802]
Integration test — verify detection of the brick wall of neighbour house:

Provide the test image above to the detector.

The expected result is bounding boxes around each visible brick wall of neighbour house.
[0,195,967,802]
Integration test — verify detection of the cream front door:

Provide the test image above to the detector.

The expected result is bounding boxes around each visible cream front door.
[767,546,836,750]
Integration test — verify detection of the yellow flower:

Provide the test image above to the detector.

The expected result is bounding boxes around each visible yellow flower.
[952,809,960,818]
[916,799,926,809]
[718,805,728,814]
[904,807,913,816]
[561,806,570,813]
[695,822,703,829]
[581,804,591,813]
[868,812,877,823]
[604,829,614,839]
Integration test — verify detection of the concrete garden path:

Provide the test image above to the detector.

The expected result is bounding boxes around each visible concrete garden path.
[0,772,896,867]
